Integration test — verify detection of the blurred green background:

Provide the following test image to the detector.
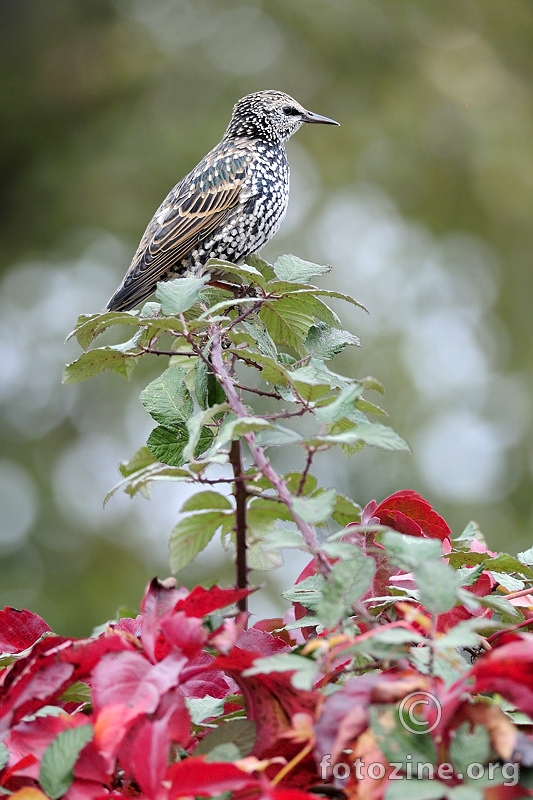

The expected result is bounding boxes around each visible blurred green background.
[2,0,533,635]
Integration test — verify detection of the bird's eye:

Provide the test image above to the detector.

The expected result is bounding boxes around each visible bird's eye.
[282,106,301,116]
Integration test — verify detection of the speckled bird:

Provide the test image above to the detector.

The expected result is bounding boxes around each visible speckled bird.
[105,90,339,312]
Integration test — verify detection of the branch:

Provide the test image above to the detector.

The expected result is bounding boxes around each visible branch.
[209,326,326,563]
[230,438,249,614]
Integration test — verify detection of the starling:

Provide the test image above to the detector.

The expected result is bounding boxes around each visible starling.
[105,90,338,312]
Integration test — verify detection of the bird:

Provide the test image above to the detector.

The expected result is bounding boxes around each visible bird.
[105,90,339,312]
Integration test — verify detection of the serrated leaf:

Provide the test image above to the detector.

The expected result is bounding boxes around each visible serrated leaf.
[204,416,273,457]
[68,310,140,349]
[118,446,157,477]
[39,724,93,799]
[156,275,209,315]
[318,556,375,627]
[518,545,533,565]
[273,253,331,282]
[147,424,189,466]
[260,296,315,349]
[206,257,267,287]
[311,422,410,452]
[331,493,362,526]
[285,472,318,496]
[140,365,193,426]
[63,348,136,383]
[245,253,277,281]
[292,489,336,524]
[380,531,443,570]
[315,383,365,423]
[181,491,232,513]
[305,322,360,359]
[415,561,459,614]
[105,461,191,505]
[241,320,278,360]
[449,723,490,778]
[194,719,256,758]
[184,403,230,462]
[490,571,524,592]
[185,695,226,725]
[254,426,303,446]
[477,594,523,622]
[169,510,232,572]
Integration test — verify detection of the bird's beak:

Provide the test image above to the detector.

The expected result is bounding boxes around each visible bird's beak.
[303,110,340,126]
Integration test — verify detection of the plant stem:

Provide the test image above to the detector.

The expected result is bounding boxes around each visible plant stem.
[209,327,328,569]
[230,438,248,614]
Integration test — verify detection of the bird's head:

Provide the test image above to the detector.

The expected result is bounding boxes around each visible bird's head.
[224,90,339,144]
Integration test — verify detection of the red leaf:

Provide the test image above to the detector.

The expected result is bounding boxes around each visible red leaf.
[214,641,318,756]
[140,578,190,662]
[93,650,187,755]
[0,633,134,732]
[175,585,253,618]
[368,490,451,540]
[167,758,260,796]
[469,635,533,716]
[121,694,191,798]
[0,609,51,654]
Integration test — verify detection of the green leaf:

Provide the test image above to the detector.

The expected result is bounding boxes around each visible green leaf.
[283,573,325,612]
[415,561,459,614]
[169,510,232,572]
[318,556,375,627]
[194,719,256,758]
[63,347,136,383]
[385,779,447,800]
[206,257,267,288]
[315,383,365,423]
[273,253,331,282]
[203,416,273,458]
[40,724,94,800]
[68,311,141,349]
[140,365,193,426]
[449,723,490,778]
[0,743,8,771]
[380,531,443,570]
[156,275,209,315]
[331,493,362,526]
[304,322,360,359]
[260,296,315,349]
[371,705,437,768]
[518,545,533,565]
[147,424,190,466]
[181,491,232,512]
[184,403,230,462]
[185,694,225,725]
[477,593,523,622]
[292,489,336,524]
[243,653,317,690]
[105,460,191,505]
[245,253,277,281]
[59,681,91,706]
[255,426,304,446]
[311,422,410,452]
[241,320,278,360]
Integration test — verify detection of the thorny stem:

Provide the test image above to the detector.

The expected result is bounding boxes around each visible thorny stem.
[209,326,329,570]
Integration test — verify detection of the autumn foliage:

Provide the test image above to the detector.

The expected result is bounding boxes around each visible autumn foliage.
[3,256,533,798]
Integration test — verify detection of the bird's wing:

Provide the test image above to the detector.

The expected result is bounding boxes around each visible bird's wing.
[106,142,253,310]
